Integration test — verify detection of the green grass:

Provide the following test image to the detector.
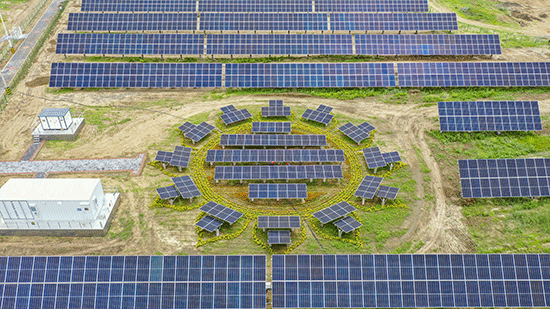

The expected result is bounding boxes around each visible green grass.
[0,0,29,9]
[107,213,135,240]
[457,23,548,49]
[436,0,515,26]
[360,207,410,251]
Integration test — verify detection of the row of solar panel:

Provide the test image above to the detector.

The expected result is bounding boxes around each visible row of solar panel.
[214,165,343,180]
[206,149,345,163]
[67,13,458,32]
[56,33,500,56]
[49,62,550,88]
[80,0,429,12]
[219,134,327,147]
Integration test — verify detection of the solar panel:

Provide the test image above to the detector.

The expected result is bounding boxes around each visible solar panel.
[316,104,333,113]
[206,149,345,163]
[156,185,180,199]
[81,0,196,12]
[312,201,357,224]
[0,255,267,309]
[272,253,550,308]
[169,146,192,168]
[262,107,292,117]
[195,215,223,232]
[225,63,396,88]
[357,121,376,133]
[257,216,301,229]
[363,147,388,169]
[199,0,312,12]
[178,121,196,133]
[185,122,216,143]
[214,165,343,181]
[354,175,384,199]
[330,13,458,31]
[301,109,334,125]
[221,105,238,114]
[200,13,328,31]
[397,62,550,88]
[200,201,243,224]
[49,63,222,88]
[207,34,352,55]
[171,176,201,199]
[220,109,253,125]
[375,185,400,199]
[458,158,550,198]
[219,134,327,147]
[155,150,173,163]
[356,34,501,56]
[339,122,370,144]
[382,151,402,164]
[252,122,292,134]
[438,101,543,132]
[67,13,198,31]
[248,183,307,200]
[269,100,283,107]
[56,33,203,56]
[268,230,292,245]
[315,0,429,12]
[333,216,363,233]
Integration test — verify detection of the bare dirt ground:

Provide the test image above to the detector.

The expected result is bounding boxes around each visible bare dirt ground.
[0,0,549,256]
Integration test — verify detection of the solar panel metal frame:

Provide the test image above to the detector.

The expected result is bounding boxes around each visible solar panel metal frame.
[200,13,328,31]
[200,201,243,225]
[363,147,388,169]
[214,165,343,181]
[438,101,543,132]
[81,0,197,12]
[156,185,180,199]
[357,121,376,133]
[354,175,384,199]
[248,183,308,200]
[333,216,363,233]
[171,175,201,199]
[375,185,400,199]
[205,149,345,163]
[178,121,196,134]
[195,215,223,232]
[155,150,173,163]
[312,201,357,224]
[257,216,301,229]
[219,134,327,147]
[252,122,292,134]
[268,230,292,245]
[316,104,333,113]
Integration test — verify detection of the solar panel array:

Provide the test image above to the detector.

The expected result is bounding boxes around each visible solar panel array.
[272,253,550,308]
[262,101,291,117]
[438,101,543,132]
[270,100,283,107]
[220,109,253,125]
[195,215,223,232]
[398,62,550,87]
[155,150,173,163]
[56,33,203,55]
[330,13,458,31]
[354,175,384,199]
[252,122,292,134]
[316,105,333,113]
[225,63,396,88]
[169,146,192,168]
[206,149,345,163]
[375,185,400,199]
[356,34,501,56]
[200,13,328,31]
[382,151,402,164]
[219,134,327,147]
[214,165,343,180]
[49,63,222,88]
[268,230,292,245]
[333,216,363,233]
[363,147,388,169]
[339,122,375,144]
[221,105,238,114]
[156,185,180,199]
[178,121,216,143]
[458,158,550,198]
[316,0,428,12]
[171,176,201,199]
[313,201,357,225]
[67,13,198,31]
[0,255,267,309]
[357,122,376,133]
[248,183,307,199]
[207,34,352,55]
[200,201,243,224]
[257,216,301,229]
[200,0,311,12]
[81,0,196,12]
[301,109,334,125]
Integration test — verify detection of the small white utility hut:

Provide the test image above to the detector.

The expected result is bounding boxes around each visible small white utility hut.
[38,108,73,130]
[32,108,85,141]
[0,179,120,236]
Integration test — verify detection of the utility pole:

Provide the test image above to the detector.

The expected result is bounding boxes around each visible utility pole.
[0,9,14,53]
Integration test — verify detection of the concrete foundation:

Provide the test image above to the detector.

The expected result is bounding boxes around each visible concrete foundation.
[32,118,85,141]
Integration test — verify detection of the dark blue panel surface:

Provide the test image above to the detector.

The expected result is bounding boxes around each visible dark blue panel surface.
[81,0,196,12]
[316,0,428,12]
[331,13,458,31]
[201,13,327,31]
[199,0,312,12]
[68,13,197,31]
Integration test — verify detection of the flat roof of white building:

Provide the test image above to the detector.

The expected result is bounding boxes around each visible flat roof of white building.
[0,178,102,201]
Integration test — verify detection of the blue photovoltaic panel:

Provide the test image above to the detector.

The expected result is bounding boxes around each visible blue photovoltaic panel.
[178,121,196,133]
[356,34,501,56]
[257,216,301,229]
[220,134,327,147]
[269,100,283,107]
[199,0,312,12]
[169,146,192,168]
[398,62,550,87]
[339,122,370,144]
[220,109,253,125]
[249,183,307,200]
[207,34,352,55]
[382,151,402,164]
[315,0,429,12]
[206,149,345,163]
[357,121,376,133]
[302,109,333,125]
[81,0,196,12]
[221,105,238,114]
[316,105,333,113]
[225,63,396,88]
[56,33,203,55]
[214,165,343,180]
[438,101,543,132]
[268,230,292,245]
[354,175,384,199]
[363,147,387,169]
[375,185,400,199]
[200,201,243,224]
[252,122,292,133]
[458,158,550,198]
[183,122,216,143]
[313,201,357,224]
[0,255,266,309]
[333,216,362,233]
[155,150,173,163]
[171,175,201,199]
[262,106,291,117]
[67,13,198,31]
[156,185,180,199]
[200,13,327,31]
[195,215,223,232]
[331,13,458,31]
[272,253,550,308]
[49,63,222,88]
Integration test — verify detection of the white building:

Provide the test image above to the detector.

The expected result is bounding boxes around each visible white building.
[38,108,73,130]
[0,178,120,236]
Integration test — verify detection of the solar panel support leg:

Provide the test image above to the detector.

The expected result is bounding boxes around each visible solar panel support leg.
[323,178,326,183]
[169,199,174,205]
[310,178,313,182]
[362,198,365,205]
[162,163,166,169]
[382,198,386,206]
[178,167,182,172]
[64,54,66,58]
[390,163,394,171]
[215,229,220,237]
[301,199,305,203]
[216,180,219,183]
[338,229,342,237]
[240,180,242,184]
[374,167,377,174]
